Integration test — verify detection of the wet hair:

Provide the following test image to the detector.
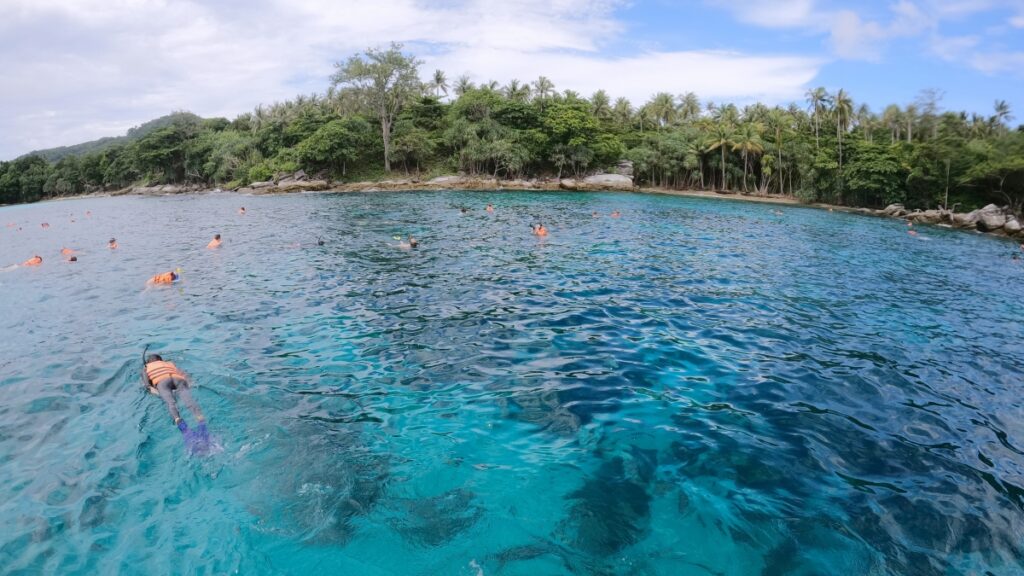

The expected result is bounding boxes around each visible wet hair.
[146,354,163,363]
[410,237,418,247]
[69,256,77,262]
[109,238,116,243]
[317,237,325,246]
[214,234,221,240]
[171,271,179,281]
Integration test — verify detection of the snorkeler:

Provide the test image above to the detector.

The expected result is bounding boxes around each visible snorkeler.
[22,255,42,266]
[142,351,209,452]
[486,204,494,213]
[108,238,118,249]
[147,269,181,285]
[207,234,222,249]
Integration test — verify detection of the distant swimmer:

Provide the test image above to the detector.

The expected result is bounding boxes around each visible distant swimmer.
[907,220,914,227]
[207,234,222,249]
[592,211,599,218]
[41,222,50,229]
[108,238,118,249]
[461,207,469,214]
[142,350,211,454]
[773,210,784,216]
[61,247,77,256]
[22,255,43,266]
[317,237,325,246]
[611,211,621,218]
[238,207,246,215]
[398,235,419,249]
[147,269,181,285]
[908,230,918,236]
[486,204,494,213]
[532,223,548,237]
[67,256,78,263]
[86,211,92,217]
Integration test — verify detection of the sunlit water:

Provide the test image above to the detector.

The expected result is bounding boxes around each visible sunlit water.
[1,190,1023,575]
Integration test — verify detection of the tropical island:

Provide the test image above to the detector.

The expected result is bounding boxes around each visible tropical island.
[2,44,1022,234]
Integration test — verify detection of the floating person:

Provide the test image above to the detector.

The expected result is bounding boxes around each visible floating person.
[207,234,222,249]
[907,220,914,227]
[486,204,495,213]
[908,230,918,237]
[147,269,181,285]
[67,256,78,263]
[142,349,211,454]
[238,206,246,215]
[41,222,50,229]
[23,255,43,266]
[592,211,599,218]
[317,236,325,246]
[460,207,469,214]
[60,247,77,256]
[611,210,621,218]
[398,235,419,249]
[532,224,548,237]
[108,238,118,249]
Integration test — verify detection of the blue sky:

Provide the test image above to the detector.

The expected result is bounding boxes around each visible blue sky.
[1,0,1022,160]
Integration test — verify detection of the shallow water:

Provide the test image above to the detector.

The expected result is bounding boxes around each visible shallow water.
[1,190,1023,575]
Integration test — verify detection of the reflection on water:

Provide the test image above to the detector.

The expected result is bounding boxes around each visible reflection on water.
[1,190,1023,574]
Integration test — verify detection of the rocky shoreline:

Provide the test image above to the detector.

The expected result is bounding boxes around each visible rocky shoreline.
[101,172,1022,241]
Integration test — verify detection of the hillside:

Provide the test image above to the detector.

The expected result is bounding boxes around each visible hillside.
[19,111,205,162]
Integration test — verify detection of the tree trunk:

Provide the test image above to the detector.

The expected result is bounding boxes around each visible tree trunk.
[381,116,392,172]
[721,147,726,191]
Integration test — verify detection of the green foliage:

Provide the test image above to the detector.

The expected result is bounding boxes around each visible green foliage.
[2,47,1021,216]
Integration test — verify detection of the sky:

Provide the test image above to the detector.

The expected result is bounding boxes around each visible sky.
[1,0,1022,160]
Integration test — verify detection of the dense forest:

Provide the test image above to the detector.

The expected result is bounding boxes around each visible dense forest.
[2,44,1022,213]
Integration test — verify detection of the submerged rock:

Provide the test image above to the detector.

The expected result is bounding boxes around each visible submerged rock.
[387,488,484,547]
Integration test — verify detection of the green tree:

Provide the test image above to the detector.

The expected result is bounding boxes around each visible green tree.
[331,42,422,172]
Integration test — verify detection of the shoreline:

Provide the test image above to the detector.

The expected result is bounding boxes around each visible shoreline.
[15,178,1023,243]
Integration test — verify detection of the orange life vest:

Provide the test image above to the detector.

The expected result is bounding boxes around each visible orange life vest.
[150,271,175,284]
[145,360,184,388]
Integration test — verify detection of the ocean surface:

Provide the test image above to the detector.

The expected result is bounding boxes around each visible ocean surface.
[1,190,1023,575]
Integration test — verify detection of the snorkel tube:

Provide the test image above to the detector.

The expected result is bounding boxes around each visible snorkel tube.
[141,344,153,390]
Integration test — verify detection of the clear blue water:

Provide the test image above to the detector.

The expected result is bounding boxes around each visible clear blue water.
[1,190,1023,575]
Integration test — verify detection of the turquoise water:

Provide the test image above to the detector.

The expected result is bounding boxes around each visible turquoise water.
[1,190,1023,575]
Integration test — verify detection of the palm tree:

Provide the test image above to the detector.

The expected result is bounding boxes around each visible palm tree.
[805,86,829,150]
[532,76,554,105]
[766,108,792,195]
[504,79,530,102]
[731,123,764,193]
[591,90,611,119]
[706,121,736,191]
[994,100,1014,128]
[454,75,474,97]
[883,105,902,143]
[678,92,701,121]
[833,89,853,202]
[649,92,676,128]
[856,103,873,142]
[431,69,448,99]
[612,97,633,129]
[905,104,917,142]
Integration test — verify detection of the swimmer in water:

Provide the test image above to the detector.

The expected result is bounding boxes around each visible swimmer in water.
[238,207,246,215]
[67,256,78,263]
[611,210,621,218]
[460,207,469,214]
[773,209,784,216]
[41,222,50,229]
[207,234,222,249]
[61,247,77,256]
[486,204,494,213]
[908,230,918,236]
[142,351,210,453]
[532,223,549,237]
[398,235,419,249]
[22,255,43,266]
[907,220,914,227]
[592,211,599,218]
[108,238,118,249]
[147,269,180,285]
[317,237,325,246]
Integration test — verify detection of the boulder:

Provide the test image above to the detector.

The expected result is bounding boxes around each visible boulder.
[428,175,464,185]
[250,180,274,190]
[582,173,634,189]
[559,179,579,191]
[952,211,979,229]
[268,179,329,193]
[976,205,1007,231]
[614,160,634,177]
[1003,217,1022,235]
[882,203,905,216]
[914,209,942,224]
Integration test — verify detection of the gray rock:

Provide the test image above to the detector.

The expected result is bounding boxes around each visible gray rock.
[614,160,634,177]
[583,173,633,188]
[250,180,273,189]
[1003,217,1022,235]
[977,207,1007,231]
[427,175,464,185]
[882,203,905,216]
[952,211,980,229]
[559,179,579,191]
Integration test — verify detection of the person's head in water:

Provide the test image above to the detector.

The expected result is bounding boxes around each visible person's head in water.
[68,256,77,262]
[146,354,164,364]
[486,204,494,212]
[461,207,468,214]
[214,234,221,240]
[409,235,418,248]
[108,238,118,249]
[317,237,325,246]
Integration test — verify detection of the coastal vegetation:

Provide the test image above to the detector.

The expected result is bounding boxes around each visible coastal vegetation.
[1,43,1022,215]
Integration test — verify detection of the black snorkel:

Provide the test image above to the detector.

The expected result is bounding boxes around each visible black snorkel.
[141,344,152,388]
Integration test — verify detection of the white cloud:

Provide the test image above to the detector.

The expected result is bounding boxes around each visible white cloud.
[0,0,822,159]
[712,0,818,28]
[1011,14,1024,27]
